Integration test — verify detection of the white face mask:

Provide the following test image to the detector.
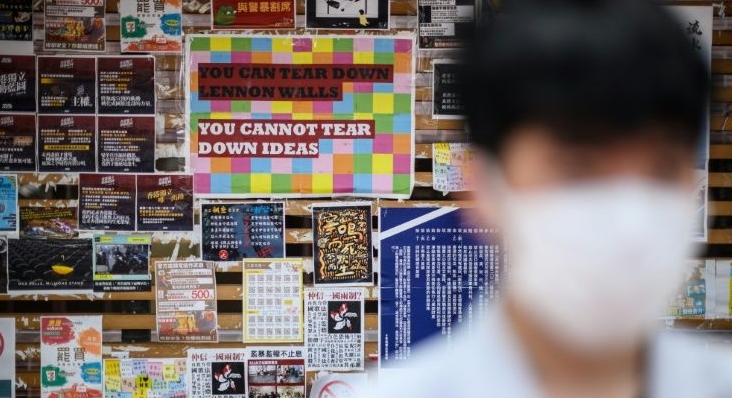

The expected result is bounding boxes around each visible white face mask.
[500,178,699,352]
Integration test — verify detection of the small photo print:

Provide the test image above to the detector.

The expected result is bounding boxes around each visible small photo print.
[327,301,361,334]
[211,362,245,395]
[249,386,276,397]
[278,385,305,398]
[248,364,277,384]
[276,364,304,385]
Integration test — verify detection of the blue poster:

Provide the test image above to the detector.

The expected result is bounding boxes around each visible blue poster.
[0,175,16,232]
[379,207,504,368]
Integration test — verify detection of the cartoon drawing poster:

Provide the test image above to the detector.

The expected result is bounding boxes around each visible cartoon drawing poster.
[187,348,247,398]
[304,287,365,371]
[120,0,183,53]
[246,347,305,398]
[40,316,103,398]
[104,358,187,397]
[0,318,14,398]
[44,0,106,52]
[312,203,373,285]
[212,0,295,29]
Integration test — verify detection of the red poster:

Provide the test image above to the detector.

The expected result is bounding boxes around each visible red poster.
[211,0,295,29]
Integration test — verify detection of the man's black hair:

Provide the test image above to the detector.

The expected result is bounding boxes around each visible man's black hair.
[463,0,710,156]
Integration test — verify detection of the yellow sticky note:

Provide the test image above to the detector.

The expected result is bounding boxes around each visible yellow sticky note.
[163,364,179,382]
[105,359,121,377]
[105,375,121,392]
[433,143,450,165]
[136,375,152,390]
[133,389,148,398]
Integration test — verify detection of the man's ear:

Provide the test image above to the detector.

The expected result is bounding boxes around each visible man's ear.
[466,152,502,228]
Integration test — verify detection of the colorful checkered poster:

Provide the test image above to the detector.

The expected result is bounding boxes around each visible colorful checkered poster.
[186,35,415,198]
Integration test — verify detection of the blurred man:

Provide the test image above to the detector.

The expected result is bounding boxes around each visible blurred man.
[377,0,732,397]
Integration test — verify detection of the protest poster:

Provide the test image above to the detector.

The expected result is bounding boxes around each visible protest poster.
[187,348,247,397]
[0,0,33,55]
[0,237,7,294]
[155,260,218,342]
[309,372,368,398]
[37,56,96,115]
[93,234,152,292]
[79,173,136,231]
[664,259,712,318]
[201,202,285,262]
[379,207,503,369]
[103,358,187,397]
[120,0,183,53]
[668,5,712,242]
[0,318,14,398]
[306,0,388,29]
[38,115,96,172]
[212,0,295,29]
[312,203,372,285]
[18,173,78,239]
[432,143,475,192]
[246,346,305,398]
[137,174,194,232]
[97,56,156,114]
[187,35,415,198]
[0,114,36,171]
[418,0,474,49]
[0,55,36,112]
[304,287,365,371]
[243,258,303,343]
[432,60,464,119]
[44,0,106,52]
[0,175,17,233]
[97,116,156,173]
[8,238,93,293]
[40,316,103,398]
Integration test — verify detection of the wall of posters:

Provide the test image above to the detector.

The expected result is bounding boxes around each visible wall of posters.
[306,0,388,29]
[155,260,218,342]
[379,207,503,368]
[40,315,103,398]
[98,116,156,173]
[201,202,285,262]
[0,55,36,112]
[187,35,415,198]
[93,234,152,292]
[0,114,36,171]
[104,358,187,397]
[97,56,156,115]
[44,0,106,52]
[0,0,32,55]
[243,258,303,343]
[305,287,365,371]
[120,0,183,53]
[246,346,305,398]
[312,203,372,285]
[137,174,194,231]
[8,238,93,293]
[187,348,247,398]
[432,142,474,192]
[212,0,295,29]
[0,175,17,233]
[79,173,136,231]
[418,0,474,49]
[431,60,464,119]
[0,318,14,398]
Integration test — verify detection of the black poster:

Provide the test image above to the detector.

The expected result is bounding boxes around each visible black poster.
[0,55,35,112]
[37,56,96,115]
[432,61,465,119]
[97,56,155,114]
[8,238,93,293]
[0,113,35,171]
[38,115,96,172]
[418,0,475,49]
[97,116,155,172]
[136,174,194,232]
[0,0,33,43]
[18,173,79,239]
[79,173,136,231]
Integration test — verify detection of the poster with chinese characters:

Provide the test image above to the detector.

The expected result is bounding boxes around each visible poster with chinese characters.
[212,0,295,29]
[97,56,156,114]
[0,175,17,233]
[379,207,504,369]
[37,56,96,115]
[8,238,93,293]
[44,0,106,52]
[0,55,36,112]
[98,116,156,173]
[0,114,36,171]
[79,173,136,231]
[201,202,285,262]
[187,35,415,198]
[668,5,712,242]
[312,203,373,285]
[309,372,368,398]
[418,0,474,49]
[93,234,152,292]
[0,318,14,398]
[103,358,187,397]
[155,260,219,342]
[432,143,474,192]
[306,0,388,29]
[0,0,33,55]
[304,287,365,371]
[432,60,464,119]
[38,115,96,172]
[40,316,103,398]
[137,174,194,231]
[664,259,712,318]
[187,348,247,398]
[0,237,7,294]
[243,258,303,343]
[246,346,305,398]
[120,0,183,53]
[18,173,78,239]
